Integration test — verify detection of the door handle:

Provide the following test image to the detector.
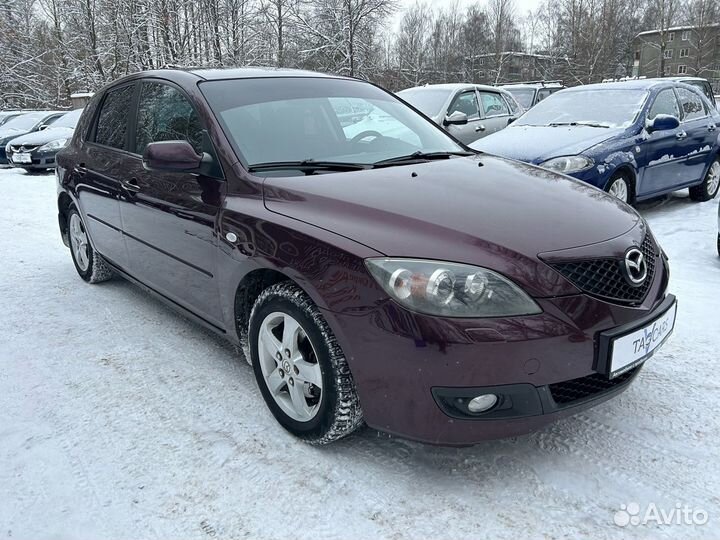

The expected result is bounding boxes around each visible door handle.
[475,124,486,132]
[676,131,688,140]
[121,177,141,192]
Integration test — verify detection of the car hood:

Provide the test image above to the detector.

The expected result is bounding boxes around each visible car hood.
[262,155,641,297]
[0,128,30,144]
[470,125,625,163]
[8,127,74,146]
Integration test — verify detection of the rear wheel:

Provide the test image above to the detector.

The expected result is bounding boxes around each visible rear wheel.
[248,282,363,444]
[689,158,720,202]
[605,173,632,204]
[67,208,114,283]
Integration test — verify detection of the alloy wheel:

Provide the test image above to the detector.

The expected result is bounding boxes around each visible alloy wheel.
[257,312,323,422]
[69,213,90,272]
[608,178,628,203]
[707,161,720,198]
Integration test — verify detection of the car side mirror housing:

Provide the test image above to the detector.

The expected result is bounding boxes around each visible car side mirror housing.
[38,124,49,131]
[142,140,204,172]
[444,111,469,126]
[646,114,680,133]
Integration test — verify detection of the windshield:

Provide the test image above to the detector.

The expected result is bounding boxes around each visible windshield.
[397,88,452,117]
[51,108,83,129]
[201,78,464,172]
[515,89,648,128]
[1,112,47,131]
[504,88,535,109]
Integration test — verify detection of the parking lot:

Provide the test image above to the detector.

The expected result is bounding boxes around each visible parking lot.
[0,167,719,539]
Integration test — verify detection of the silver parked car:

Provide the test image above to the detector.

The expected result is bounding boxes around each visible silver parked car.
[397,84,522,145]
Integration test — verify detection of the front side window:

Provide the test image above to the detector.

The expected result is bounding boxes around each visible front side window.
[397,88,453,118]
[95,85,134,149]
[479,92,510,117]
[648,89,680,120]
[448,91,480,120]
[134,82,203,154]
[200,77,464,171]
[676,87,706,121]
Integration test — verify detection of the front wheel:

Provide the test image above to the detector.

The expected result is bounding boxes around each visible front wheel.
[605,173,632,204]
[689,158,720,202]
[248,282,363,444]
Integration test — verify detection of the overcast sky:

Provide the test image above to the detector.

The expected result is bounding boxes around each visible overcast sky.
[391,0,543,29]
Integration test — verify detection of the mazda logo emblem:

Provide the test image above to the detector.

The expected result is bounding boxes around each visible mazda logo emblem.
[623,248,647,286]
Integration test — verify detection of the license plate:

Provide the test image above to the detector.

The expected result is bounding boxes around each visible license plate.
[12,153,32,164]
[608,300,677,378]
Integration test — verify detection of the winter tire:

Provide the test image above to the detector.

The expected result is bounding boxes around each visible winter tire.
[689,158,720,202]
[67,207,114,283]
[248,281,363,444]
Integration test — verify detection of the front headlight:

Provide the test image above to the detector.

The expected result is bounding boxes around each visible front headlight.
[365,258,542,318]
[38,138,68,151]
[540,155,594,174]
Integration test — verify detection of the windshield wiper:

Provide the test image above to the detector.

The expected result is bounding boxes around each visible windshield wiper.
[548,121,610,128]
[373,150,475,168]
[248,159,371,174]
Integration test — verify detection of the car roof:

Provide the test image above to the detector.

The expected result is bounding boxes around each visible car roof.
[663,76,708,83]
[500,82,564,89]
[399,83,508,93]
[567,79,676,91]
[188,67,346,80]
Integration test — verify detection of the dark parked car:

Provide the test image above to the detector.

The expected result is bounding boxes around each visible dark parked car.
[472,80,720,204]
[56,68,675,445]
[500,81,565,110]
[397,84,522,145]
[6,108,83,170]
[0,111,25,127]
[0,110,64,164]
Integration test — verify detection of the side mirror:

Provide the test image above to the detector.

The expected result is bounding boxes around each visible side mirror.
[38,124,49,131]
[646,114,680,133]
[507,117,516,125]
[444,111,469,126]
[142,140,203,172]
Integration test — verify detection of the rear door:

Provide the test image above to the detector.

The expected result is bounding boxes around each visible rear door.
[120,80,225,326]
[444,90,484,144]
[477,90,513,136]
[76,83,136,269]
[675,86,716,185]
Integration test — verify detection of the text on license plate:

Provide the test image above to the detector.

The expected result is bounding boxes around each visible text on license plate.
[12,153,32,164]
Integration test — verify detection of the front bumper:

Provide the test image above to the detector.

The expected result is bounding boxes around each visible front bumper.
[322,263,671,445]
[5,148,59,169]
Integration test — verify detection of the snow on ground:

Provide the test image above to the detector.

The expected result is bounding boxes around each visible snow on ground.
[0,167,718,540]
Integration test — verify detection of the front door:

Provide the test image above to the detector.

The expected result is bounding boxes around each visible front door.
[120,80,225,327]
[639,88,686,196]
[444,90,485,144]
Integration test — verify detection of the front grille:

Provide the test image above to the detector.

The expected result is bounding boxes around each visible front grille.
[550,235,656,305]
[10,145,38,152]
[549,367,638,405]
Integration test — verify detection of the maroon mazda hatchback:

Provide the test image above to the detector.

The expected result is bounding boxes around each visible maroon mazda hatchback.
[55,68,676,445]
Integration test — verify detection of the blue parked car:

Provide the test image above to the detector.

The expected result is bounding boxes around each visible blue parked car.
[471,80,720,204]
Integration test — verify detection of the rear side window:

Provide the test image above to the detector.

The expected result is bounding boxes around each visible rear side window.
[448,91,480,120]
[537,88,553,102]
[676,87,707,121]
[648,89,680,120]
[479,92,510,117]
[134,82,203,154]
[95,85,134,149]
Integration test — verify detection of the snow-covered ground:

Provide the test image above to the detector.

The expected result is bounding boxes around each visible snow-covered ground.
[1,167,718,539]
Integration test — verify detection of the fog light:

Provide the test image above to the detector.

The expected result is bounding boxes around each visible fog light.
[467,394,498,413]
